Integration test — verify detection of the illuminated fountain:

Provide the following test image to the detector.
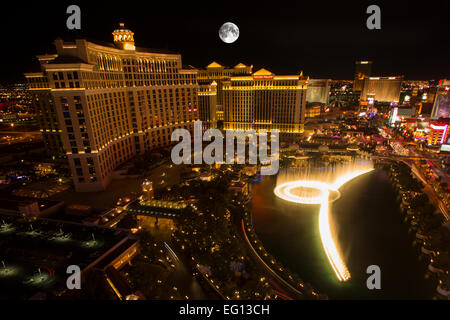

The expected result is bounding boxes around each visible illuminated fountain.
[82,233,101,248]
[23,268,53,286]
[0,261,9,276]
[50,228,72,242]
[0,261,18,277]
[0,220,15,233]
[274,157,374,282]
[24,224,41,237]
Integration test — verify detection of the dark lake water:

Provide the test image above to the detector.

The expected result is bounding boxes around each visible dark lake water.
[250,169,436,299]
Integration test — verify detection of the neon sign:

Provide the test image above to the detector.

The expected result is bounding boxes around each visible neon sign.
[253,75,274,79]
[430,123,447,130]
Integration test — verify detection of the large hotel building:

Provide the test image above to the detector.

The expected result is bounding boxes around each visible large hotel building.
[353,60,373,92]
[222,68,308,134]
[431,79,450,119]
[360,76,403,104]
[25,23,198,192]
[197,61,253,129]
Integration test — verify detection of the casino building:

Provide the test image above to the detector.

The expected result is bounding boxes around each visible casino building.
[431,79,450,119]
[222,68,308,134]
[360,76,403,104]
[25,23,199,192]
[428,118,450,146]
[198,62,253,127]
[198,80,218,131]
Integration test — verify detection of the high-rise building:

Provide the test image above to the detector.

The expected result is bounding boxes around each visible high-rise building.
[25,23,199,192]
[25,54,65,157]
[431,79,450,119]
[360,76,403,104]
[222,68,308,134]
[428,118,450,145]
[353,61,373,92]
[198,62,252,125]
[198,81,218,130]
[306,79,331,105]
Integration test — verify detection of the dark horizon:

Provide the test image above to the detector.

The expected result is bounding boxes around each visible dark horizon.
[2,0,449,85]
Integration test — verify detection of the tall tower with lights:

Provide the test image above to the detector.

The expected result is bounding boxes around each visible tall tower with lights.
[142,179,154,200]
[112,23,136,50]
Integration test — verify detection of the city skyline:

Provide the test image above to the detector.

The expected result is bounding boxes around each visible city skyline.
[2,1,450,85]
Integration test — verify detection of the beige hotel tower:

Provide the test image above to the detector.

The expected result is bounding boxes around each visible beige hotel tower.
[223,68,308,134]
[26,23,199,192]
[197,61,253,129]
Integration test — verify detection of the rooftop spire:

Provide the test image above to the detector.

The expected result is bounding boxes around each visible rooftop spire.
[112,23,135,50]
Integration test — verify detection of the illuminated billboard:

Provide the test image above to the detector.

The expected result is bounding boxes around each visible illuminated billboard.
[390,107,398,125]
[441,144,450,152]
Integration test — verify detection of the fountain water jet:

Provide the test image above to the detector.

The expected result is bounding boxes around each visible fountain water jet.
[274,156,374,281]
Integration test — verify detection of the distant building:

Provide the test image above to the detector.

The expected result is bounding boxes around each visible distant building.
[26,61,65,157]
[306,79,331,105]
[431,79,450,119]
[353,61,373,92]
[198,81,218,130]
[428,118,450,145]
[305,105,321,118]
[198,62,253,125]
[360,76,403,104]
[25,23,198,192]
[223,68,308,134]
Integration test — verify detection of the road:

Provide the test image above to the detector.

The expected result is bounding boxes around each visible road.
[163,241,208,299]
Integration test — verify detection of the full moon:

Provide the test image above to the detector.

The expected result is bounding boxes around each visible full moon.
[219,22,239,43]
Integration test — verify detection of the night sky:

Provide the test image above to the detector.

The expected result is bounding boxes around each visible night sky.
[2,0,449,84]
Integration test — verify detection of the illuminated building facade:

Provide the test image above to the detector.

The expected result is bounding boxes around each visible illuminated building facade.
[25,55,65,157]
[25,23,198,192]
[353,61,372,92]
[306,105,321,118]
[428,118,450,145]
[198,62,253,124]
[223,68,308,134]
[198,81,217,130]
[306,79,331,105]
[360,76,403,103]
[431,79,450,119]
[142,179,154,200]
